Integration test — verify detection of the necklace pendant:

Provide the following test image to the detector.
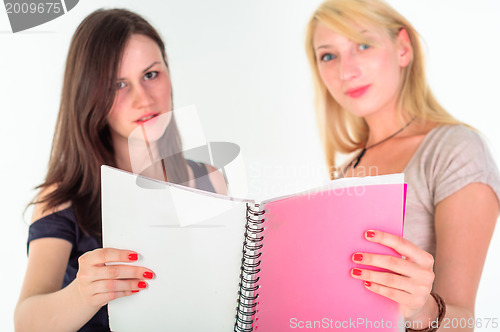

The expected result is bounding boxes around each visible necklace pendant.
[353,148,366,169]
[351,116,416,171]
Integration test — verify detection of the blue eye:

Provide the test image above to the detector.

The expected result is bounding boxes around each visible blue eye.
[358,44,370,51]
[144,71,158,80]
[320,53,337,62]
[117,81,126,89]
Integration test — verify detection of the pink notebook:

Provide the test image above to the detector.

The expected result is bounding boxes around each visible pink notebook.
[237,179,406,331]
[102,167,406,331]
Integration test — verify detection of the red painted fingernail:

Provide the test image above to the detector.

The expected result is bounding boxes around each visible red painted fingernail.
[364,281,371,287]
[131,290,140,293]
[138,281,147,289]
[353,253,363,262]
[352,268,362,276]
[366,231,375,238]
[128,253,138,261]
[143,271,154,279]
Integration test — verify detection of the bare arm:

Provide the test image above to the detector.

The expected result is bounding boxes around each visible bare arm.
[15,191,155,331]
[207,165,228,195]
[401,183,498,330]
[15,239,155,332]
[14,238,100,331]
[431,183,498,330]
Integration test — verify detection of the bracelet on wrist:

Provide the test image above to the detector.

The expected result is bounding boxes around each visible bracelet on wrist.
[406,292,446,332]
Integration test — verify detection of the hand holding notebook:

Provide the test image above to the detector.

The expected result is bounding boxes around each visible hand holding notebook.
[101,166,406,331]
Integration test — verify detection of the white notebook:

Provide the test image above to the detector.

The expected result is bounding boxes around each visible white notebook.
[101,165,406,331]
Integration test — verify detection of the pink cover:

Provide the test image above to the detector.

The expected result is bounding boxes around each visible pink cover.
[253,184,406,331]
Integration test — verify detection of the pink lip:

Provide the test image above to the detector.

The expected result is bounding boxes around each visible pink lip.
[135,112,159,125]
[345,85,371,98]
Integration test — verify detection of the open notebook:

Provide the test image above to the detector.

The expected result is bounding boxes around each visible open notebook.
[101,165,406,331]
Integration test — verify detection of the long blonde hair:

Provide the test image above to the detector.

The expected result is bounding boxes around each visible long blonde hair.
[305,0,462,178]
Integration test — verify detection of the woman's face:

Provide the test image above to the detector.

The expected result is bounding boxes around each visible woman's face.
[107,34,172,144]
[313,22,412,119]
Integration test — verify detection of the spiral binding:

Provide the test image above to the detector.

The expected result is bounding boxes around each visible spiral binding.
[234,203,266,332]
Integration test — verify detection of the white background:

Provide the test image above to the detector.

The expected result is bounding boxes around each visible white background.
[1,0,499,330]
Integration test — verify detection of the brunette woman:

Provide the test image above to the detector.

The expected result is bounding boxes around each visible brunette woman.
[15,8,226,331]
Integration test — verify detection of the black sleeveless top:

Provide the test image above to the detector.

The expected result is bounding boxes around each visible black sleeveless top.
[27,161,216,332]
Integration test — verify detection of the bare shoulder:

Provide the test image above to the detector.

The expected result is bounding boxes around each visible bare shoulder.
[205,165,228,195]
[32,184,71,224]
[184,162,228,195]
[17,236,73,306]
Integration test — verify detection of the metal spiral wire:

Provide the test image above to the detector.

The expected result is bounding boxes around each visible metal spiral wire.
[234,203,265,332]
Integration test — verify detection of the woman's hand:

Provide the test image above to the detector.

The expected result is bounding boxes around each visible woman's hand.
[350,230,436,321]
[75,248,155,308]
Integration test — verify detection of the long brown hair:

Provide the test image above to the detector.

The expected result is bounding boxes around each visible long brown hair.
[34,9,188,237]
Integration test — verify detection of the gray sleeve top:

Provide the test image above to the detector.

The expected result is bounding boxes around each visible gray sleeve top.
[402,124,500,257]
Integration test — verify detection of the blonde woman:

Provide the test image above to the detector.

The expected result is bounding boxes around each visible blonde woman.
[305,0,500,330]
